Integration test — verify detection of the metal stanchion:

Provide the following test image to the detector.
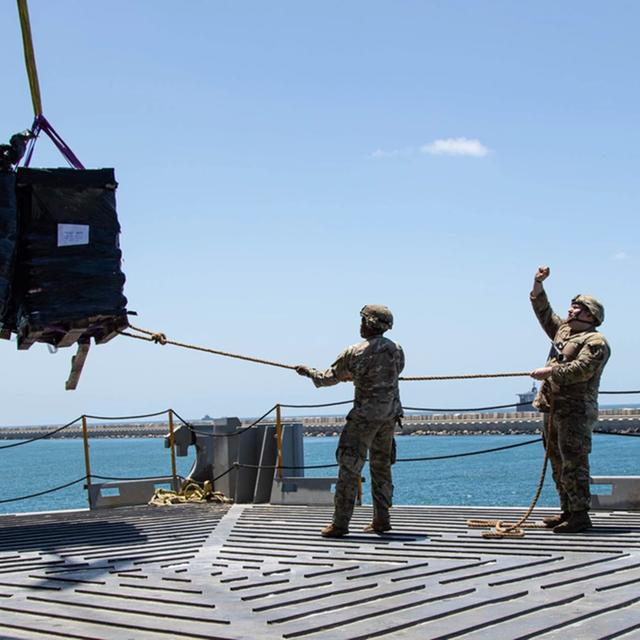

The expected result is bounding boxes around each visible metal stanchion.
[81,415,92,506]
[168,409,178,488]
[276,404,283,479]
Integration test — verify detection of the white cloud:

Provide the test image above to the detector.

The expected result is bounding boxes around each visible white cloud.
[611,251,630,261]
[420,137,490,157]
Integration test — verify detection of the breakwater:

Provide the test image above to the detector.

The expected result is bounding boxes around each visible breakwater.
[1,408,639,439]
[300,408,640,436]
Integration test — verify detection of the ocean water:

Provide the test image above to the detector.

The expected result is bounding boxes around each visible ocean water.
[0,434,638,515]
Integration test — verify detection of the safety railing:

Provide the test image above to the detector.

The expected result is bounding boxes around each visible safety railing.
[0,388,639,509]
[0,408,180,507]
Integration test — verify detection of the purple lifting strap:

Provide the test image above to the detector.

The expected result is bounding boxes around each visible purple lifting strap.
[23,114,85,169]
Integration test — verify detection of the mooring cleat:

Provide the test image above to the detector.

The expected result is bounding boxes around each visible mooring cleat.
[363,521,392,534]
[321,524,349,538]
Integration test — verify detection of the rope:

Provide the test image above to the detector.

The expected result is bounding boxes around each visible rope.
[120,324,533,382]
[91,474,186,482]
[236,462,339,470]
[212,465,238,483]
[397,438,542,462]
[149,480,232,506]
[467,405,553,539]
[404,402,521,412]
[120,324,296,370]
[400,372,531,381]
[600,390,640,395]
[0,417,80,449]
[17,0,43,117]
[0,476,86,504]
[280,400,354,409]
[172,405,277,438]
[84,409,171,421]
[594,430,640,437]
[0,409,172,451]
[225,439,543,473]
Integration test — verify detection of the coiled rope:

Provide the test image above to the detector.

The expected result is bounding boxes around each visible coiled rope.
[467,447,549,539]
[120,324,532,381]
[467,404,554,538]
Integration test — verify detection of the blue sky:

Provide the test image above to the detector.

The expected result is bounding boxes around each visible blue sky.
[1,1,638,425]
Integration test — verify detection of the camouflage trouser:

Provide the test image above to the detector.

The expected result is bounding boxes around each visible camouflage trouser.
[543,405,597,512]
[332,416,395,529]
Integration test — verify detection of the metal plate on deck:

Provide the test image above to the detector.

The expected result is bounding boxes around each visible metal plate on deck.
[0,504,639,639]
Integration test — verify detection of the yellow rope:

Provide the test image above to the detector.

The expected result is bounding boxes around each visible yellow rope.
[149,480,232,506]
[119,324,533,381]
[17,0,43,117]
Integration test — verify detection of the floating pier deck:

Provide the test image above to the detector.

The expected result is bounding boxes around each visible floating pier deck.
[0,504,639,639]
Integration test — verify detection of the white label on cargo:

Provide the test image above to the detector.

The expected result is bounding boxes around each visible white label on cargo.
[58,224,90,247]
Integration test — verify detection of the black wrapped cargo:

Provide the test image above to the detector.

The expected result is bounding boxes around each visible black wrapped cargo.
[13,167,128,350]
[0,172,18,328]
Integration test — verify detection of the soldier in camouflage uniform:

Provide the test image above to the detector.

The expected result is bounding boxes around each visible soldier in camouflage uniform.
[296,305,404,538]
[530,266,611,533]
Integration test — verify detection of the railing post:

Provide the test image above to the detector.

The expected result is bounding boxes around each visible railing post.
[81,415,92,506]
[275,404,283,479]
[168,409,178,489]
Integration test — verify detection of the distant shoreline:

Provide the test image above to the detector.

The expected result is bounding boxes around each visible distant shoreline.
[1,408,638,439]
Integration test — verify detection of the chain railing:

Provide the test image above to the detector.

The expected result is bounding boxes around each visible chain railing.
[0,388,639,508]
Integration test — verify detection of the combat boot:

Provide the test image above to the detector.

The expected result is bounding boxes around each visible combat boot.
[320,523,349,538]
[363,521,392,534]
[553,510,592,534]
[542,512,569,528]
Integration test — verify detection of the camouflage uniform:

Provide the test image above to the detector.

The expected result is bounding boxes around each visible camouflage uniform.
[306,329,404,529]
[531,290,610,513]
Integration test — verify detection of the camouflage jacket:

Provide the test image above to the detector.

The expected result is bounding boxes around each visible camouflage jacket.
[531,290,611,412]
[307,336,405,421]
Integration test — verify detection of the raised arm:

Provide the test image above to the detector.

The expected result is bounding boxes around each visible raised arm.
[530,266,563,340]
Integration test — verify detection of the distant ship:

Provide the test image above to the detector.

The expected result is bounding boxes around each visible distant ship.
[516,383,537,411]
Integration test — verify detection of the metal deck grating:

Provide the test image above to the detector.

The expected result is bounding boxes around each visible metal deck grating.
[0,504,639,639]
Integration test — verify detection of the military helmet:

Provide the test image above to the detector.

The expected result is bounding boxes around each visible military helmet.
[571,294,605,326]
[360,304,394,331]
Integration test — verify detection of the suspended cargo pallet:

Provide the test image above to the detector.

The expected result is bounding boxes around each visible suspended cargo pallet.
[0,172,18,325]
[10,167,128,351]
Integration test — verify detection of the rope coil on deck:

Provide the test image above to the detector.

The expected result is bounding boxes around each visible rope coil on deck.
[467,405,553,538]
[466,452,549,538]
[149,480,232,506]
